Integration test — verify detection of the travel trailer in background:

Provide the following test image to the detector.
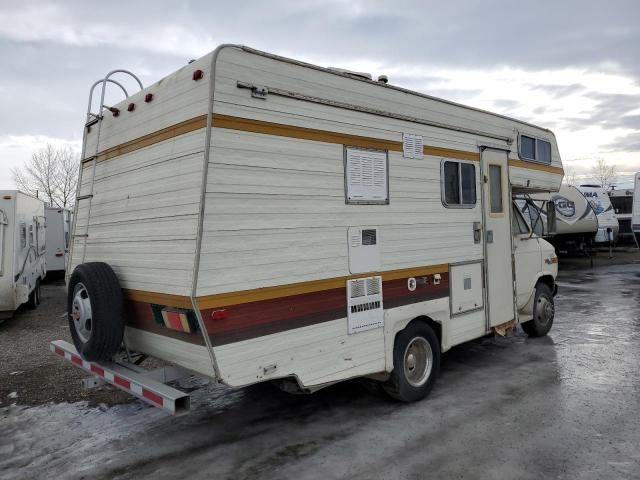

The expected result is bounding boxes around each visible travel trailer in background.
[633,172,640,247]
[516,185,597,255]
[0,191,47,319]
[577,185,619,244]
[52,45,563,413]
[44,207,72,273]
[608,186,635,244]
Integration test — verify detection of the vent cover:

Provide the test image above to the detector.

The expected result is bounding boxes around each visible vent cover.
[345,147,388,204]
[362,229,377,246]
[403,133,424,159]
[347,276,384,334]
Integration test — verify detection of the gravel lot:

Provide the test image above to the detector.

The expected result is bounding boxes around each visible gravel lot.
[1,250,639,479]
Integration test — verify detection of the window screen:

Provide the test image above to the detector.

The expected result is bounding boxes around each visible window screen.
[20,224,26,248]
[489,165,503,213]
[520,135,536,160]
[536,139,552,164]
[443,161,476,207]
[345,147,389,204]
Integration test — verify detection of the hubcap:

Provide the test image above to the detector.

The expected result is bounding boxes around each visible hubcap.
[403,337,433,387]
[536,295,555,326]
[71,283,92,343]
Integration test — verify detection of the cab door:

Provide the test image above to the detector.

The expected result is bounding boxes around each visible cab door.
[480,148,515,327]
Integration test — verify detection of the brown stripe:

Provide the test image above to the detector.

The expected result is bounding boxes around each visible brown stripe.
[195,264,449,309]
[123,264,449,310]
[200,273,450,346]
[93,115,208,162]
[88,113,481,165]
[508,159,564,175]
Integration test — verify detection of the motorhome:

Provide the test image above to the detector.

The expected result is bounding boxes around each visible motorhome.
[577,185,619,243]
[0,191,47,319]
[52,45,563,413]
[516,185,597,255]
[44,207,72,272]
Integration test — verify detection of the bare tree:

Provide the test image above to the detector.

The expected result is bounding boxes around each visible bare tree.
[12,144,79,208]
[591,158,617,189]
[562,165,577,186]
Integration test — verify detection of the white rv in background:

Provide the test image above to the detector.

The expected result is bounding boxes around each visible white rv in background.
[0,191,47,319]
[608,186,635,244]
[633,172,640,246]
[44,207,72,272]
[516,185,597,254]
[577,185,619,243]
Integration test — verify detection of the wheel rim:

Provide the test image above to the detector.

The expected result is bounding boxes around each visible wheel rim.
[403,337,433,387]
[535,294,555,326]
[71,283,92,343]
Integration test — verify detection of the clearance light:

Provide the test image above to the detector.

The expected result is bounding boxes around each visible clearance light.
[145,93,153,103]
[127,103,135,112]
[211,310,228,321]
[192,69,204,81]
[2,195,12,200]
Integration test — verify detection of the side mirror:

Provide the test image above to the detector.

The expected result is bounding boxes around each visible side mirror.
[546,200,557,235]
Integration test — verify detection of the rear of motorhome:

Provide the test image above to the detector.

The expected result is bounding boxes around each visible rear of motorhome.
[54,45,563,411]
[0,191,47,319]
[44,207,72,272]
[577,185,619,243]
[608,186,635,244]
[516,185,597,254]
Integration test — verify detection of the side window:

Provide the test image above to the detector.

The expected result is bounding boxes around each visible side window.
[512,205,530,234]
[442,160,476,208]
[489,165,503,213]
[519,134,552,164]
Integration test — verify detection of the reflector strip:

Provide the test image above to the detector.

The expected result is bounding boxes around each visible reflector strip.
[49,340,187,415]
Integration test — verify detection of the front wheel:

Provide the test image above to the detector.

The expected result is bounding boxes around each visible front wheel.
[521,283,555,337]
[383,322,440,402]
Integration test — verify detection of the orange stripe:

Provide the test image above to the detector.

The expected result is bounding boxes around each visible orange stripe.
[124,264,449,310]
[508,159,564,175]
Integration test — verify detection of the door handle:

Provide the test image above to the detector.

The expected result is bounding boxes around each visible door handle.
[486,230,494,244]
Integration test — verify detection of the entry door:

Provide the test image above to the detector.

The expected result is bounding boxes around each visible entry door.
[481,148,515,327]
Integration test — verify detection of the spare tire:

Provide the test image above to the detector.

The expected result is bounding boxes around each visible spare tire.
[67,262,126,361]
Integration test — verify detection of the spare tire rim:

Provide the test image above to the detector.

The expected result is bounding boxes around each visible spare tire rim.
[536,295,555,326]
[403,337,433,388]
[71,282,92,343]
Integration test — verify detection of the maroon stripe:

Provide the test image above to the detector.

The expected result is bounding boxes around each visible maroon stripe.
[71,355,83,366]
[54,346,65,357]
[90,364,105,376]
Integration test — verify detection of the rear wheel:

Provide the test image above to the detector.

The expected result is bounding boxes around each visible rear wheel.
[67,262,126,361]
[383,322,440,402]
[521,283,555,337]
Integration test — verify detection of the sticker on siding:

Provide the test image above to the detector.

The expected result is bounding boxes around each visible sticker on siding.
[345,147,388,203]
[402,133,424,159]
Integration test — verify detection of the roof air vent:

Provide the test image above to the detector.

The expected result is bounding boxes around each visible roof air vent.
[377,75,388,84]
[328,67,372,81]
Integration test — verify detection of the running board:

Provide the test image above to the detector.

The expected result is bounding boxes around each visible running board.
[50,340,190,415]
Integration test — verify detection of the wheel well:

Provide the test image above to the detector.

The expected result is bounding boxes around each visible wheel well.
[405,316,442,348]
[537,274,555,290]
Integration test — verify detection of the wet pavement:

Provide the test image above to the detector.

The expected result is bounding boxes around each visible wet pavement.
[1,261,639,479]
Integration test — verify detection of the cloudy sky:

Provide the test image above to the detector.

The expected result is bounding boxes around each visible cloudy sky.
[1,0,639,188]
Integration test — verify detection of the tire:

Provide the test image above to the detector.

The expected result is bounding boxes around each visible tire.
[383,322,440,402]
[67,262,126,361]
[26,278,40,309]
[521,283,555,337]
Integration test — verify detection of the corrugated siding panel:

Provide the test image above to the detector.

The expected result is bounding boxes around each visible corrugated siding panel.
[70,132,206,296]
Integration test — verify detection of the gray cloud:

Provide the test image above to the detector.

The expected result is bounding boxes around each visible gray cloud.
[602,131,640,153]
[0,0,639,165]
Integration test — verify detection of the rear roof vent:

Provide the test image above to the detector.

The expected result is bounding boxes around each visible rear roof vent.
[328,67,372,81]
